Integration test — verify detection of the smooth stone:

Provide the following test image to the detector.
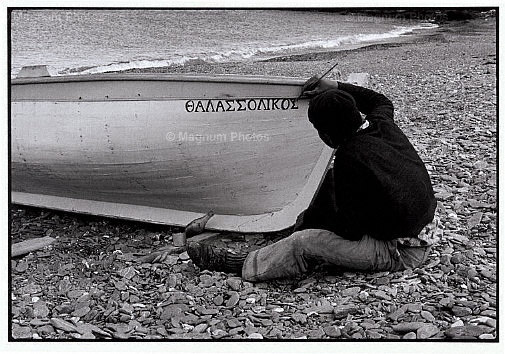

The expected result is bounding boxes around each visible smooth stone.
[403,332,417,339]
[445,325,488,338]
[248,332,263,339]
[392,322,425,333]
[323,325,341,338]
[417,324,440,339]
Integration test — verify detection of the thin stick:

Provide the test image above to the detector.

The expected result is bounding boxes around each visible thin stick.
[298,61,339,99]
[319,61,340,81]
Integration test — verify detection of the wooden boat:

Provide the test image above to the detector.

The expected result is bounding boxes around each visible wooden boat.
[11,66,366,233]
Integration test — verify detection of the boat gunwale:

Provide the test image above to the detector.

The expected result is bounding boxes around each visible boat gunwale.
[11,73,308,86]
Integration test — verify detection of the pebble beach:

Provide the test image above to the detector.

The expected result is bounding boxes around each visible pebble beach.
[10,15,498,347]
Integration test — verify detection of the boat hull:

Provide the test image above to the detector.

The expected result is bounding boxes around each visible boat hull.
[11,74,336,232]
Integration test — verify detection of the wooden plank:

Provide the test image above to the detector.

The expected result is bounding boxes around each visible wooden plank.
[11,236,56,257]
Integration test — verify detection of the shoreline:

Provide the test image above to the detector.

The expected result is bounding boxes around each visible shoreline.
[115,21,448,77]
[114,18,491,78]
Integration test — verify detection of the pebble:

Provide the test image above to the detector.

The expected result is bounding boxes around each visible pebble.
[342,286,361,297]
[226,292,240,308]
[417,324,440,339]
[323,325,341,338]
[374,290,391,301]
[213,295,224,306]
[37,324,55,336]
[387,307,406,322]
[420,310,436,322]
[160,304,188,319]
[403,332,417,339]
[308,328,325,339]
[226,277,242,291]
[179,251,191,261]
[12,324,32,339]
[211,329,228,339]
[192,323,208,333]
[392,322,425,333]
[366,330,382,339]
[33,301,50,318]
[445,325,488,338]
[22,283,42,295]
[72,306,91,318]
[291,313,307,324]
[452,306,473,317]
[333,305,359,319]
[479,333,495,340]
[451,320,464,327]
[50,318,78,332]
[199,274,214,287]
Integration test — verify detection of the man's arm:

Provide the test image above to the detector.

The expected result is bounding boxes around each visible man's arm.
[337,82,394,119]
[302,76,394,120]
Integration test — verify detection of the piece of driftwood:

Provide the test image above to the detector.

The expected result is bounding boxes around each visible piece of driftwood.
[11,236,56,257]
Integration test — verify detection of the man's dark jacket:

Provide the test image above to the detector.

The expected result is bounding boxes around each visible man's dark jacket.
[316,82,436,241]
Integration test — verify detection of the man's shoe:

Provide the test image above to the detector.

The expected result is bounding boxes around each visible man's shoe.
[187,241,247,274]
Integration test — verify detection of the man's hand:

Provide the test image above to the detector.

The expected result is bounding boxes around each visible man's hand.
[301,75,339,98]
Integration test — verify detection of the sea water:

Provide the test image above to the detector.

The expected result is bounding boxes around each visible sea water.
[10,9,438,77]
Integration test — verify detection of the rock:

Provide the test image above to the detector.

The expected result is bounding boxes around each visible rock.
[450,254,465,264]
[407,303,422,313]
[22,283,42,295]
[179,251,191,261]
[333,305,359,319]
[445,325,488,338]
[225,292,240,308]
[211,329,228,339]
[291,313,307,324]
[452,306,473,317]
[15,261,29,273]
[374,290,391,301]
[72,306,91,318]
[50,318,78,332]
[420,310,436,322]
[160,304,189,320]
[193,323,208,333]
[392,322,425,333]
[118,266,136,279]
[403,332,417,339]
[366,330,382,339]
[81,332,96,339]
[248,332,263,339]
[479,333,495,340]
[308,328,325,339]
[417,324,440,339]
[226,318,242,328]
[375,276,390,285]
[200,308,219,316]
[33,301,50,318]
[451,320,464,327]
[387,307,406,322]
[342,286,361,297]
[199,274,214,287]
[37,324,55,336]
[30,318,49,326]
[12,324,32,339]
[323,325,341,338]
[213,295,224,306]
[226,277,242,291]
